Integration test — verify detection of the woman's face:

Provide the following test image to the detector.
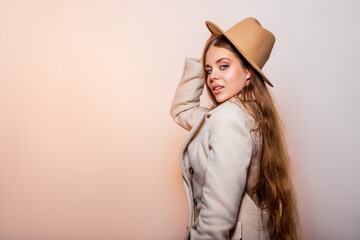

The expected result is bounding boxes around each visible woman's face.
[205,46,251,103]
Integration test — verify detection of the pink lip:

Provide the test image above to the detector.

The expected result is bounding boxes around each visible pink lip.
[212,84,224,94]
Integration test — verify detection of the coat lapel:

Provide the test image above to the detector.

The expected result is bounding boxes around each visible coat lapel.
[179,108,216,183]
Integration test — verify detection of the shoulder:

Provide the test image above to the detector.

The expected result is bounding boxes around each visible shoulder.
[208,101,250,125]
[206,100,255,149]
[206,99,258,136]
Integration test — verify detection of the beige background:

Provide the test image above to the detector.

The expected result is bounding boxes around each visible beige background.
[1,0,359,239]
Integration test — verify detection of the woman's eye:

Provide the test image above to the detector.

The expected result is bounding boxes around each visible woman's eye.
[220,64,229,70]
[206,69,212,74]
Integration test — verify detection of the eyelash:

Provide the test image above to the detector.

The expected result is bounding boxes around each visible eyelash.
[220,64,229,70]
[206,64,229,74]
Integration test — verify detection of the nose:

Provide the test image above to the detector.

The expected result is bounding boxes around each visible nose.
[209,68,220,82]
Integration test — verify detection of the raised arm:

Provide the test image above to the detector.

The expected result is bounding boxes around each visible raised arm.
[170,58,210,131]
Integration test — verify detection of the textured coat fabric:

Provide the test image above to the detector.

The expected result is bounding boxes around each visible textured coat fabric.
[170,58,270,240]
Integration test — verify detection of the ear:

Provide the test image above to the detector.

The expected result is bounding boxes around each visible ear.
[245,68,252,80]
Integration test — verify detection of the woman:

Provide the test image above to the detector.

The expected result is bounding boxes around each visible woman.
[170,17,299,240]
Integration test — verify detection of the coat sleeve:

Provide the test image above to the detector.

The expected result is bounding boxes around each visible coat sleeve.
[195,106,253,240]
[170,58,210,131]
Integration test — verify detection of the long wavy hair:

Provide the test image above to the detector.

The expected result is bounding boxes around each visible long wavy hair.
[202,35,300,240]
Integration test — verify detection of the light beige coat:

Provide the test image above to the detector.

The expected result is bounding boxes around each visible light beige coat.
[170,58,270,240]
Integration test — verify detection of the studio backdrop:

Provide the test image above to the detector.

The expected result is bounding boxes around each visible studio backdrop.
[0,0,359,239]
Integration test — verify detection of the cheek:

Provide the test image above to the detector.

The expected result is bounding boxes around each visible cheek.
[223,69,245,85]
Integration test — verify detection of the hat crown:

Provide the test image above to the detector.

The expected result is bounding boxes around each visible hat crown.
[205,17,276,87]
[226,17,275,69]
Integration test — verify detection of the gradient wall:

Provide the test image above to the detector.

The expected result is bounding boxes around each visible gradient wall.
[0,0,359,239]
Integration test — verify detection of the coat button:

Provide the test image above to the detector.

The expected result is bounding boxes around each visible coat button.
[193,198,197,206]
[189,167,194,175]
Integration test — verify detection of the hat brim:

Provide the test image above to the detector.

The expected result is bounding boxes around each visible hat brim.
[205,20,273,87]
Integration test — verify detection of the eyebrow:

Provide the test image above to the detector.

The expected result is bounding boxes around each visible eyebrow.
[205,57,230,68]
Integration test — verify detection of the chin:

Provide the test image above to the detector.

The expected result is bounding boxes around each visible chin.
[215,95,230,103]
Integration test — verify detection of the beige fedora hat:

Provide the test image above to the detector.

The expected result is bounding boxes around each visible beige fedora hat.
[205,17,275,87]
